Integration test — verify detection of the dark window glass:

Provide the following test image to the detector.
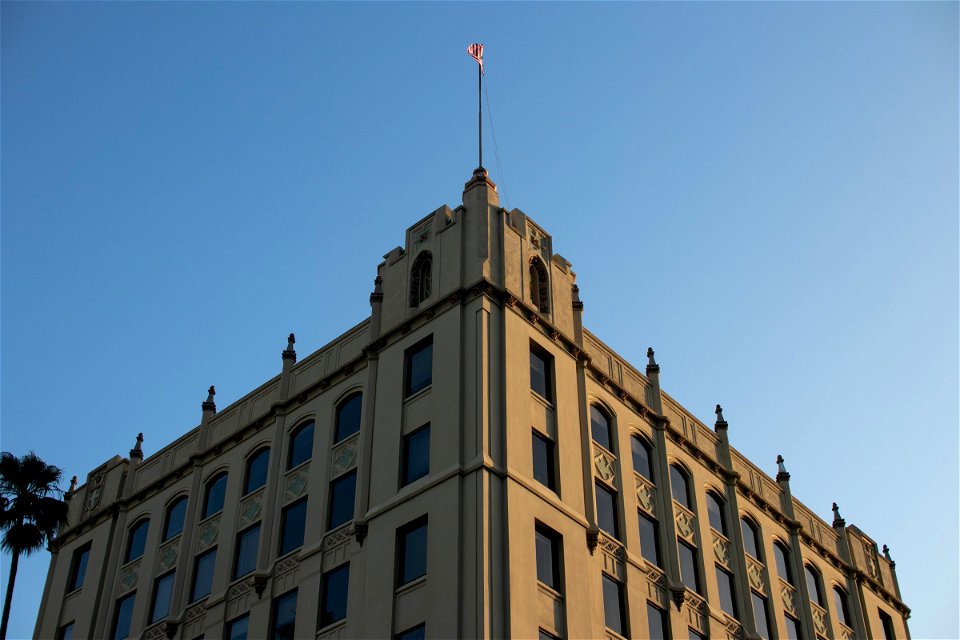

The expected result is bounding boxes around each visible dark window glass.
[410,251,432,307]
[67,543,91,591]
[678,541,700,593]
[716,566,737,617]
[834,586,851,626]
[203,473,228,519]
[279,498,307,556]
[532,430,556,491]
[150,572,175,623]
[805,564,823,606]
[638,512,661,567]
[320,564,349,627]
[670,465,690,509]
[398,517,428,585]
[163,497,188,541]
[535,525,562,592]
[595,482,620,539]
[707,493,726,535]
[631,436,652,481]
[879,609,896,640]
[590,405,612,451]
[271,590,297,640]
[244,449,270,495]
[328,470,357,529]
[405,337,433,396]
[125,519,149,563]
[529,344,552,402]
[647,603,668,640]
[785,615,802,640]
[774,542,793,585]
[234,525,260,579]
[57,623,74,640]
[226,615,249,640]
[601,574,626,636]
[402,424,430,486]
[688,630,706,640]
[288,421,315,470]
[398,624,426,640]
[112,592,136,640]
[529,257,550,313]
[191,548,216,601]
[741,517,760,559]
[335,393,363,442]
[752,592,771,640]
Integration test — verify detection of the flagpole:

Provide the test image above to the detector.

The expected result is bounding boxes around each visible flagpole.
[478,61,483,169]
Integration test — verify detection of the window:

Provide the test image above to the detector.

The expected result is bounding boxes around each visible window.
[529,256,550,313]
[535,524,563,592]
[279,498,307,556]
[111,592,136,640]
[773,541,793,585]
[272,589,298,640]
[328,470,357,529]
[529,343,553,402]
[405,336,433,396]
[590,405,613,451]
[707,493,726,535]
[715,566,737,617]
[57,622,74,640]
[150,572,175,623]
[67,542,91,592]
[879,609,896,640]
[601,574,626,636]
[409,251,432,307]
[397,516,428,586]
[203,473,228,519]
[190,548,216,601]
[752,592,771,640]
[678,541,700,593]
[234,524,260,579]
[402,424,430,486]
[834,586,851,627]
[805,564,824,607]
[335,393,363,442]
[638,512,661,567]
[398,625,426,640]
[163,497,188,541]
[741,517,761,559]
[320,563,349,627]
[226,615,249,640]
[287,421,315,469]
[531,430,556,491]
[595,482,620,539]
[125,519,149,563]
[631,435,652,481]
[244,448,270,495]
[669,465,691,510]
[647,603,669,640]
[784,615,802,640]
[688,629,706,640]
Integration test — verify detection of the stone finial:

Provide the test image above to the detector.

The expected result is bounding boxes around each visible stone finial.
[646,346,660,376]
[68,475,78,493]
[776,454,791,482]
[571,284,583,309]
[882,544,893,562]
[370,275,384,303]
[832,502,846,527]
[282,332,297,362]
[202,385,217,413]
[714,404,728,431]
[129,432,144,460]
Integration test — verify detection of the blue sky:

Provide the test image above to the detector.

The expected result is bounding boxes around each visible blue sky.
[2,2,956,638]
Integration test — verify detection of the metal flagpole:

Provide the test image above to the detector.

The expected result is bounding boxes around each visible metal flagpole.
[478,60,483,169]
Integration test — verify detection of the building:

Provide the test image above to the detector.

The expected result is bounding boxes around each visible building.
[36,169,910,640]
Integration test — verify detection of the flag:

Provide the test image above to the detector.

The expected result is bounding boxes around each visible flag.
[467,43,484,73]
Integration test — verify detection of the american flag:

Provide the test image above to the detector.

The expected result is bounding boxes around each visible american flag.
[467,43,483,72]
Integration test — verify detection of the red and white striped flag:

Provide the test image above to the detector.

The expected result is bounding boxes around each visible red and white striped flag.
[467,43,484,73]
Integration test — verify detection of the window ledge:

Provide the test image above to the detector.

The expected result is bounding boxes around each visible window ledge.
[64,587,82,599]
[403,386,432,404]
[530,390,555,409]
[317,618,347,637]
[395,574,427,596]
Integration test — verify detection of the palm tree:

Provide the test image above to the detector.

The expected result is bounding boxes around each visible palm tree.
[0,452,68,640]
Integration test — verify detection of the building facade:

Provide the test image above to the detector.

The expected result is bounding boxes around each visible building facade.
[36,170,910,640]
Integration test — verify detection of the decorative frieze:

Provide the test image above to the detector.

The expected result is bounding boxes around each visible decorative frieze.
[712,531,731,568]
[635,475,656,514]
[197,515,220,552]
[745,555,766,592]
[284,466,309,503]
[239,490,264,529]
[331,436,358,479]
[142,622,167,640]
[683,591,708,633]
[598,533,624,580]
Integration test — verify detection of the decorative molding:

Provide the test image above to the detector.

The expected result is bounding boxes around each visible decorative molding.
[331,437,359,478]
[811,602,829,636]
[197,516,220,552]
[156,540,178,574]
[674,505,696,541]
[712,531,731,568]
[238,491,264,529]
[118,560,140,594]
[593,447,617,484]
[284,467,309,503]
[780,580,798,616]
[323,527,351,551]
[635,476,656,514]
[745,555,766,592]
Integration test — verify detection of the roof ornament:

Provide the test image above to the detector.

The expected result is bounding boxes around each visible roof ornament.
[370,275,383,303]
[714,404,728,431]
[571,284,583,310]
[882,544,893,562]
[68,475,78,493]
[647,347,657,368]
[283,333,297,362]
[776,454,791,482]
[130,432,144,461]
[202,385,217,413]
[832,502,846,527]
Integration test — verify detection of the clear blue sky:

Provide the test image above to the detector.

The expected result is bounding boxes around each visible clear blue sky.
[2,2,956,638]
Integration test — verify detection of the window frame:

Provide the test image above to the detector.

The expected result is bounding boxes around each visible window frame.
[529,255,550,313]
[590,404,613,452]
[531,429,557,492]
[404,336,434,397]
[397,516,428,587]
[630,434,653,482]
[678,540,701,593]
[271,589,298,640]
[278,497,308,557]
[233,524,261,580]
[706,492,726,536]
[163,496,188,541]
[805,563,824,607]
[124,518,149,564]
[638,511,661,567]
[334,392,363,443]
[149,571,176,624]
[601,573,627,636]
[401,423,431,487]
[319,563,350,628]
[66,542,91,592]
[202,472,228,519]
[287,421,315,470]
[534,523,563,593]
[328,469,357,530]
[111,591,136,640]
[529,341,554,403]
[669,464,691,510]
[741,515,762,560]
[190,547,217,602]
[243,448,270,496]
[595,481,620,540]
[409,250,432,307]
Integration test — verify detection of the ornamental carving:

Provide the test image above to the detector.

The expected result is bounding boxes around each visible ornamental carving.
[185,603,206,621]
[143,623,167,640]
[674,509,696,541]
[635,477,656,513]
[593,448,617,483]
[275,555,300,576]
[239,492,263,529]
[157,541,178,574]
[331,438,358,478]
[863,541,881,582]
[746,555,766,591]
[780,581,797,615]
[812,604,828,636]
[84,473,105,514]
[197,517,220,551]
[227,580,251,600]
[839,626,854,640]
[118,561,139,594]
[323,528,351,551]
[284,468,309,503]
[712,531,730,568]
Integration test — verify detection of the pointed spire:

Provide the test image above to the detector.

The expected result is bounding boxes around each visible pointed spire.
[832,502,846,527]
[129,432,144,461]
[202,385,217,414]
[776,454,791,482]
[714,404,728,431]
[646,347,660,375]
[282,332,297,362]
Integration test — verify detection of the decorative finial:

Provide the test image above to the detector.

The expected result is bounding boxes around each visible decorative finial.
[370,275,383,303]
[571,284,583,309]
[714,404,728,431]
[882,544,894,563]
[207,386,215,402]
[832,502,845,527]
[69,475,78,493]
[647,347,656,366]
[202,385,217,413]
[776,454,790,482]
[282,333,297,362]
[129,432,144,460]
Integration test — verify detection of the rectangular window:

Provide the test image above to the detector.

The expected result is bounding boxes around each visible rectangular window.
[234,524,260,579]
[112,592,136,640]
[595,482,620,539]
[532,430,556,491]
[879,609,896,640]
[57,623,74,640]
[534,524,563,592]
[537,630,559,640]
[638,512,660,567]
[401,424,430,486]
[688,630,706,640]
[715,566,737,617]
[397,516,428,586]
[271,590,298,640]
[602,574,627,636]
[784,615,802,640]
[67,542,91,592]
[320,563,349,627]
[405,336,433,397]
[529,343,553,402]
[752,592,771,640]
[678,541,700,593]
[328,470,357,529]
[397,625,426,640]
[191,548,216,601]
[646,603,669,640]
[279,498,308,556]
[226,615,249,640]
[150,572,175,623]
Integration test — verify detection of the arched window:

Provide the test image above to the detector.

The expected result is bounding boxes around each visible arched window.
[669,464,691,510]
[706,493,726,535]
[833,585,851,627]
[244,448,270,495]
[805,564,824,607]
[125,519,149,563]
[529,257,549,313]
[203,473,228,519]
[288,421,315,470]
[741,516,761,559]
[409,251,432,307]
[335,393,363,442]
[630,435,653,482]
[590,405,613,451]
[773,541,794,585]
[163,497,188,541]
